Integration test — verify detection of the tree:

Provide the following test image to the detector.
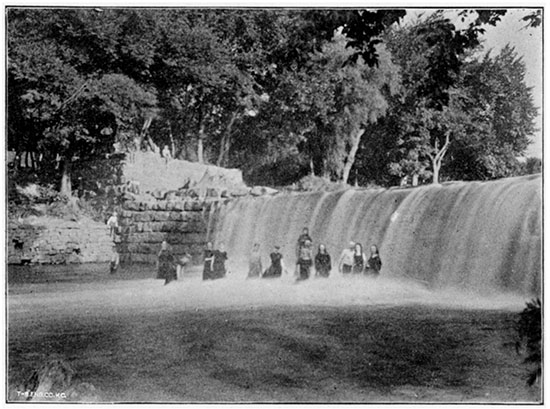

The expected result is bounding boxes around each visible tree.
[282,34,400,182]
[520,157,542,175]
[443,45,538,180]
[516,298,541,386]
[380,14,470,184]
[8,9,158,196]
[375,12,536,185]
[150,10,275,165]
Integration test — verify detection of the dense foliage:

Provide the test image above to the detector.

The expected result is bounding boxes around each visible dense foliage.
[7,8,540,191]
[516,298,541,386]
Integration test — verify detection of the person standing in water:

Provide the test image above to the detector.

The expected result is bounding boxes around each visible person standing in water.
[338,241,355,275]
[314,244,331,278]
[366,244,382,276]
[177,251,192,280]
[212,242,228,279]
[202,242,214,280]
[352,243,366,274]
[296,227,312,258]
[297,240,313,280]
[157,240,177,285]
[109,244,120,274]
[248,243,263,278]
[296,227,312,276]
[263,245,284,278]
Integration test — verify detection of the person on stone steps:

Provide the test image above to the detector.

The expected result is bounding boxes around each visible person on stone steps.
[314,244,331,278]
[106,211,119,239]
[157,240,177,285]
[202,242,214,280]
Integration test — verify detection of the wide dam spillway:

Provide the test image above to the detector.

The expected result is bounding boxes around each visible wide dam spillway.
[209,174,541,296]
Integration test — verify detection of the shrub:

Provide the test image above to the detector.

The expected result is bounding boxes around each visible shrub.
[516,298,541,386]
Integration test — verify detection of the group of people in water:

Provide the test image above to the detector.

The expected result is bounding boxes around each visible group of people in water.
[155,227,382,285]
[154,227,382,285]
[247,227,382,280]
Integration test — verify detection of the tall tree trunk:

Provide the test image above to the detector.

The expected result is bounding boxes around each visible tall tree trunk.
[342,128,365,184]
[197,122,206,164]
[139,117,153,151]
[168,122,176,158]
[60,158,72,198]
[217,112,238,167]
[432,160,441,184]
[428,131,450,184]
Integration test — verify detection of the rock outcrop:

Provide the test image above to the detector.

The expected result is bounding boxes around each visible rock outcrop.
[8,216,113,264]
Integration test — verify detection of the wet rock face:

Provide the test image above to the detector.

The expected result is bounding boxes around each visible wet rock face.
[8,217,112,265]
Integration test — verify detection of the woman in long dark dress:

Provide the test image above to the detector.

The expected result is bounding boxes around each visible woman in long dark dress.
[157,240,177,285]
[314,244,331,278]
[352,243,366,274]
[263,245,284,278]
[248,243,262,278]
[366,244,382,277]
[212,243,228,279]
[203,242,214,280]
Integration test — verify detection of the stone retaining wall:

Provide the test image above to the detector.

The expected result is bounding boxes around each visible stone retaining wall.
[118,199,220,264]
[8,217,113,264]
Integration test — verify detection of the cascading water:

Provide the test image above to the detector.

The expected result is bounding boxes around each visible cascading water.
[209,174,541,296]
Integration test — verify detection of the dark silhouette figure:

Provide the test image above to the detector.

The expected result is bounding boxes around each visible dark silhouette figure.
[263,246,284,278]
[314,244,331,277]
[366,244,382,276]
[157,241,177,285]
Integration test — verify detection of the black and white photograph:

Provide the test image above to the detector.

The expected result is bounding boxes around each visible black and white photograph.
[4,5,543,404]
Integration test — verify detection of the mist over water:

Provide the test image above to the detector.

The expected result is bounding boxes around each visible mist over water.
[209,175,541,298]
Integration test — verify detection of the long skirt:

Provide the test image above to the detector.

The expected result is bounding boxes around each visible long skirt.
[298,259,312,280]
[262,265,282,278]
[203,263,213,280]
[159,265,177,284]
[316,267,330,278]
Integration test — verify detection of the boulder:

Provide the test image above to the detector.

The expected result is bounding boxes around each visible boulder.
[250,186,278,196]
[250,186,264,196]
[263,186,279,195]
[229,187,251,197]
[163,190,179,201]
[206,187,222,198]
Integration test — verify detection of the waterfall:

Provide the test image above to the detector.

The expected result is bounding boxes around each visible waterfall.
[209,175,541,296]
